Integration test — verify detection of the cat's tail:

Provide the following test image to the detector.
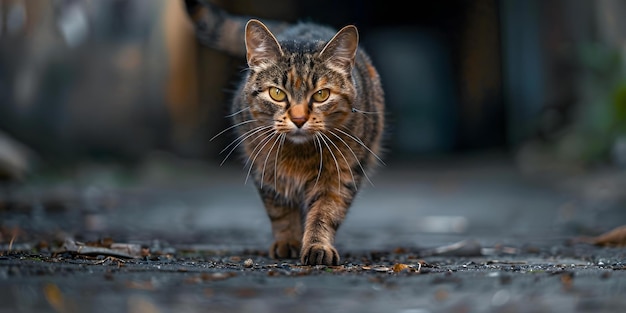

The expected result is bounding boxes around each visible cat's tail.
[183,0,290,58]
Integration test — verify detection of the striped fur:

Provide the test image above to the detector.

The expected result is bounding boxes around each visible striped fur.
[184,1,385,265]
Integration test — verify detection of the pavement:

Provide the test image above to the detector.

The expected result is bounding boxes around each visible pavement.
[1,152,626,313]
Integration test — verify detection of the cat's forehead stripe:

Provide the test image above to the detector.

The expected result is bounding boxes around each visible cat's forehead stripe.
[295,77,302,89]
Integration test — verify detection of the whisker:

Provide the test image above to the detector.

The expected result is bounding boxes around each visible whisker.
[328,130,374,187]
[220,126,273,166]
[317,132,341,193]
[313,134,323,189]
[245,131,277,185]
[225,107,250,118]
[351,108,379,125]
[220,125,269,154]
[274,133,286,190]
[260,132,282,189]
[319,132,355,190]
[351,107,381,114]
[334,128,386,166]
[243,128,275,168]
[210,119,257,141]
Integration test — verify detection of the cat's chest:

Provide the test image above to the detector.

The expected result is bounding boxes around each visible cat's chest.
[268,145,321,196]
[254,138,348,198]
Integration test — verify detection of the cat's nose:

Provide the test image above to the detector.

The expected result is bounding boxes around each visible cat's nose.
[289,104,308,128]
[291,116,307,128]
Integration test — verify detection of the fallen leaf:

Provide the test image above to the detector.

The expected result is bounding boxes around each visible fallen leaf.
[592,225,626,247]
[392,263,409,273]
[61,239,142,258]
[127,295,161,313]
[267,270,281,277]
[85,237,114,248]
[43,283,67,313]
[393,247,407,254]
[560,271,574,291]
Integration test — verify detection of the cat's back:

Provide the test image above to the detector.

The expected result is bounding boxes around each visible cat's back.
[261,22,338,56]
[276,22,336,42]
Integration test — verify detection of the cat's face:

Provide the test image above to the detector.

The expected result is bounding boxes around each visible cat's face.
[246,61,354,144]
[243,20,359,144]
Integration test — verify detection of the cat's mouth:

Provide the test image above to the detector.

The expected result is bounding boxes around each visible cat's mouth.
[286,128,313,144]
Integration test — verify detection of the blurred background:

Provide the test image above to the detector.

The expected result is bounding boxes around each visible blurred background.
[1,0,625,180]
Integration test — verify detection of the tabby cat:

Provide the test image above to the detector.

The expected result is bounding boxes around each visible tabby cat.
[184,0,386,265]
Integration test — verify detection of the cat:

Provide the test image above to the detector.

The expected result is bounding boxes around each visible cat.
[184,0,386,265]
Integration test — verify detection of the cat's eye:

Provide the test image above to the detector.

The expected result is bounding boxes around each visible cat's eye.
[312,89,330,102]
[268,87,286,102]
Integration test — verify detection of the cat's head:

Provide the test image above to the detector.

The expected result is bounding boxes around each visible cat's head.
[242,19,359,144]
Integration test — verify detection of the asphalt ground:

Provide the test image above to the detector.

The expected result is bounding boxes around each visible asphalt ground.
[1,153,626,313]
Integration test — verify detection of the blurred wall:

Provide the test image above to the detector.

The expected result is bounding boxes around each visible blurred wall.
[502,0,626,168]
[0,0,624,171]
[0,0,170,165]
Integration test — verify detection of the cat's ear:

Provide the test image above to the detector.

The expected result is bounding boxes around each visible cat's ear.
[245,19,283,68]
[320,25,359,70]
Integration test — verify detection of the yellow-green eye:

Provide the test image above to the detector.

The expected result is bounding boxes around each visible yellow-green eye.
[312,88,330,102]
[268,87,286,101]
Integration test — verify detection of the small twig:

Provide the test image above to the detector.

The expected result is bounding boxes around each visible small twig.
[94,256,126,268]
[8,228,17,252]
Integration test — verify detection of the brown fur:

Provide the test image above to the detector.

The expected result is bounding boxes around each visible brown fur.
[184,1,385,265]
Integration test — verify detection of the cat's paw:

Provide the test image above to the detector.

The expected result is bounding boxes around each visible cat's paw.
[269,239,301,259]
[301,243,339,266]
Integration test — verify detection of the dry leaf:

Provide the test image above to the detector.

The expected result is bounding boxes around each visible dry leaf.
[560,272,574,291]
[392,263,409,273]
[592,225,626,247]
[85,237,114,248]
[127,295,161,313]
[61,239,143,258]
[43,283,67,313]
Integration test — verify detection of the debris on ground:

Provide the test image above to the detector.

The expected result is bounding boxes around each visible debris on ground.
[60,238,147,259]
[590,225,626,247]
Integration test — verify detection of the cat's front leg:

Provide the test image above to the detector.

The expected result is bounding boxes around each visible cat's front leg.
[259,188,303,259]
[301,191,352,266]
